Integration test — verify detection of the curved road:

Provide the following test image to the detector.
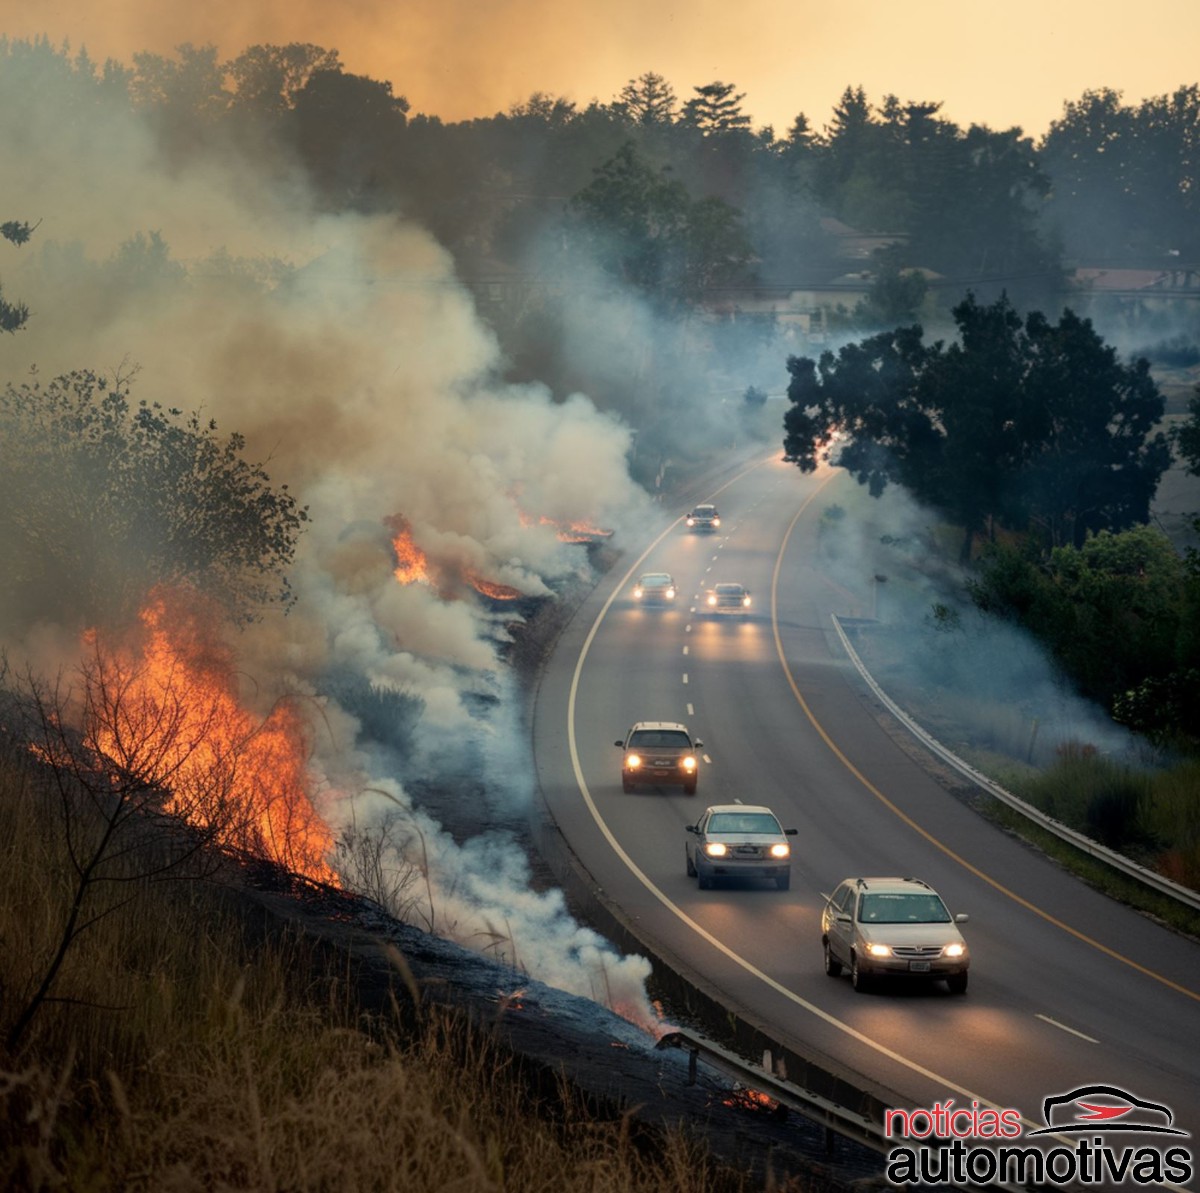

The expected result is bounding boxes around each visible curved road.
[533,451,1200,1138]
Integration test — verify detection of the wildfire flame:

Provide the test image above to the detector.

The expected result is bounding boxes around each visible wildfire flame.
[466,573,523,601]
[385,513,431,586]
[86,587,336,883]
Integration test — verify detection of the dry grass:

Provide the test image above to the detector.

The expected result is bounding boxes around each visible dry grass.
[0,742,811,1192]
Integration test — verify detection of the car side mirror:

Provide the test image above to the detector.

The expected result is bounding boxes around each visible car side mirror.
[614,740,624,748]
[693,741,703,749]
[785,828,798,836]
[685,824,697,835]
[955,913,969,924]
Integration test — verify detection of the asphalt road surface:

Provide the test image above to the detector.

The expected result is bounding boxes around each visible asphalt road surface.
[533,450,1200,1145]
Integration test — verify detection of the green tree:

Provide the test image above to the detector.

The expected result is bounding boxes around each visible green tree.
[225,42,341,117]
[291,68,409,201]
[0,218,33,332]
[616,72,677,126]
[783,294,1170,557]
[1039,86,1200,261]
[680,81,751,135]
[570,141,751,305]
[0,370,308,631]
[970,527,1200,745]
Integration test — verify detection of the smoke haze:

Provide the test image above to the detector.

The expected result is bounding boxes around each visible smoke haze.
[6,1,1200,138]
[1,53,661,1021]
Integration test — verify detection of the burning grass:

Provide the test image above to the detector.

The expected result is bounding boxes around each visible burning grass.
[0,749,804,1192]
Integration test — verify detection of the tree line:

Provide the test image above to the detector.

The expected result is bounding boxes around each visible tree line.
[4,36,1198,319]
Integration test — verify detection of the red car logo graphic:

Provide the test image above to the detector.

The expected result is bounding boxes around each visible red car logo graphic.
[1029,1085,1188,1137]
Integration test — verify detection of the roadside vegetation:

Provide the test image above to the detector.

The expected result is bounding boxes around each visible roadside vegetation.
[0,740,783,1192]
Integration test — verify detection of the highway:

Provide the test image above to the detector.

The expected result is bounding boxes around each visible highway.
[532,450,1200,1139]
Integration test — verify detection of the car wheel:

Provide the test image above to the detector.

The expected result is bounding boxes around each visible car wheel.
[946,972,969,995]
[823,940,842,977]
[775,870,790,891]
[683,779,697,795]
[850,952,871,993]
[685,850,696,877]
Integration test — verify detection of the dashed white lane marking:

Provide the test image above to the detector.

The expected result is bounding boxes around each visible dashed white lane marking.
[1035,1014,1099,1043]
[682,673,689,684]
[683,645,689,655]
[687,703,695,715]
[703,754,712,764]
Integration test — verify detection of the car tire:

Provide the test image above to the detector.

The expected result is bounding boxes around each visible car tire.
[946,972,969,995]
[683,779,697,795]
[685,850,696,877]
[850,953,871,993]
[823,940,842,977]
[775,871,790,891]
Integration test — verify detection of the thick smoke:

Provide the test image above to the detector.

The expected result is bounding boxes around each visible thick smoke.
[1,61,661,1022]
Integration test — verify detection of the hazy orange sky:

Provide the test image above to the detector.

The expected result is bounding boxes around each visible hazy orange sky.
[6,0,1198,137]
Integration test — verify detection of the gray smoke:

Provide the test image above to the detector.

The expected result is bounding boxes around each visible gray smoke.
[1,59,663,1025]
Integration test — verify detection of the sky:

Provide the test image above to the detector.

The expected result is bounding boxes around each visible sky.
[6,0,1199,138]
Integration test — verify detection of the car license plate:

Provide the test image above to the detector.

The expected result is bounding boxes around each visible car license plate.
[908,960,931,973]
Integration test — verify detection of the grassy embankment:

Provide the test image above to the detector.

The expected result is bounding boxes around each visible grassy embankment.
[0,746,792,1192]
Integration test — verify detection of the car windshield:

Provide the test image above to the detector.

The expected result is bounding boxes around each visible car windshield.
[693,507,715,516]
[640,574,671,586]
[858,893,951,924]
[707,813,780,835]
[629,730,692,749]
[715,585,743,595]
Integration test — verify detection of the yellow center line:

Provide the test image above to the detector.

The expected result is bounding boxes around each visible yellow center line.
[770,481,1200,1005]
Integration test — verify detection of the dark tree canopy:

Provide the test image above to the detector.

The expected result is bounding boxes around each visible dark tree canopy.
[570,142,752,305]
[783,294,1171,555]
[0,370,308,631]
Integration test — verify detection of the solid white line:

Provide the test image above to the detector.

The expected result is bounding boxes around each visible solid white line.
[1035,1014,1099,1043]
[564,461,1011,1119]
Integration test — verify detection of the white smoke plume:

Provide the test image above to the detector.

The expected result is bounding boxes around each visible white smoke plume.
[0,57,661,1024]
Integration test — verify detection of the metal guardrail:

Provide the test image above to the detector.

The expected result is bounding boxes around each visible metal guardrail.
[657,1026,882,1154]
[831,614,1200,914]
[656,1027,1031,1193]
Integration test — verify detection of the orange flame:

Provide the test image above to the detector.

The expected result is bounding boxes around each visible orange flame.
[385,514,431,586]
[87,587,336,883]
[467,573,523,601]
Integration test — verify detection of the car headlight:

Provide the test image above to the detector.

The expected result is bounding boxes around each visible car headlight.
[687,518,695,526]
[769,843,790,859]
[704,843,727,857]
[943,943,966,958]
[707,594,717,606]
[866,944,892,958]
[681,756,697,771]
[633,588,643,599]
[743,596,751,607]
[625,754,641,770]
[712,517,721,526]
[666,588,676,599]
